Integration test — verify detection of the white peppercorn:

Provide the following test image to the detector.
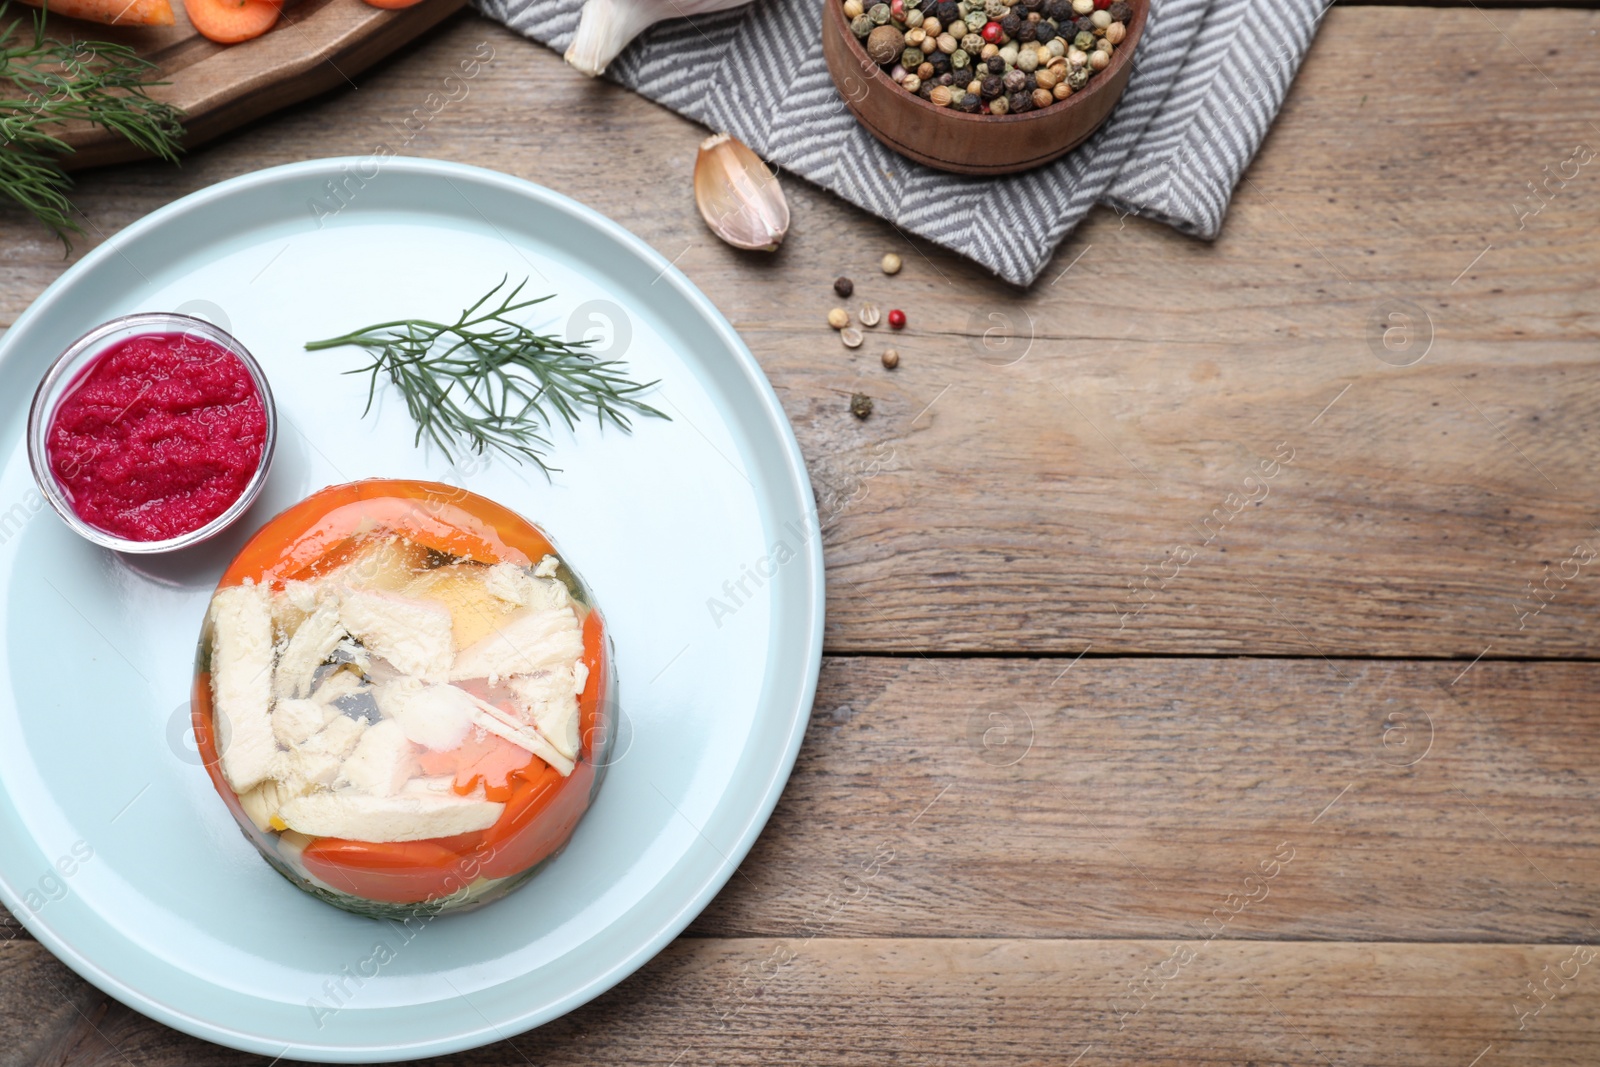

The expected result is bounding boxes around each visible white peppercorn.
[1104,20,1125,44]
[1088,48,1109,70]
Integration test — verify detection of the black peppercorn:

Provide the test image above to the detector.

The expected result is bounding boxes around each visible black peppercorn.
[918,80,934,98]
[927,49,951,74]
[833,277,854,298]
[1015,20,1035,40]
[999,13,1021,37]
[1024,72,1037,90]
[986,55,1004,74]
[1109,1,1131,22]
[1034,20,1055,42]
[850,393,873,420]
[1009,91,1032,114]
[1021,0,1041,10]
[1044,0,1069,19]
[954,92,982,113]
[936,0,958,22]
[980,74,1003,98]
[1075,15,1093,34]
[938,71,954,85]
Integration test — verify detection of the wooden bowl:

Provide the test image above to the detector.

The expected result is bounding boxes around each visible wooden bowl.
[821,0,1147,176]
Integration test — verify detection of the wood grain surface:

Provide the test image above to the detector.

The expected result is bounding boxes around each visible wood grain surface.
[3,6,1598,656]
[1,1,1598,1064]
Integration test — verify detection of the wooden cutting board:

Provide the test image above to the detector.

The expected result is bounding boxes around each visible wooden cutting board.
[5,0,465,171]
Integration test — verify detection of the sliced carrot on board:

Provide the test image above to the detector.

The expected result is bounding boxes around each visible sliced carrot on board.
[17,0,175,26]
[183,0,277,43]
[362,0,427,8]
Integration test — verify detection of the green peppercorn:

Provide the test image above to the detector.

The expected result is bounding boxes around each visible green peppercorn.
[1073,30,1093,49]
[851,13,874,35]
[1066,66,1088,88]
[984,0,1005,17]
[951,48,970,68]
[868,2,891,22]
[960,31,983,52]
[902,45,925,66]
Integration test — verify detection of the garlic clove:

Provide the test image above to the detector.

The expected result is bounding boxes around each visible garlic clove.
[564,0,660,76]
[693,132,790,253]
[564,0,757,77]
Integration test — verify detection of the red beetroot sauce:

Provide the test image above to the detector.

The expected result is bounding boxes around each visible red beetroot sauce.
[46,332,268,542]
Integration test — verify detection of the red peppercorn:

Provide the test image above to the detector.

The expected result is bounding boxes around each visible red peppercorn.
[1093,0,1111,7]
[981,19,1003,42]
[888,309,906,330]
[890,0,904,16]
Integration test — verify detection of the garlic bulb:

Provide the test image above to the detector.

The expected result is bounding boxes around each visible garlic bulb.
[565,0,754,77]
[693,133,790,252]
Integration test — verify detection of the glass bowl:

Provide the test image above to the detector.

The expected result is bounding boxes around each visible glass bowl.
[26,312,277,554]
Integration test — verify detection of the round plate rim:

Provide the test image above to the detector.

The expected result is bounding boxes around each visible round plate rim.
[0,156,826,1061]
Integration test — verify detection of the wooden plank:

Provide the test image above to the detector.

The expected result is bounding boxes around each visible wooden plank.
[0,8,1598,657]
[3,936,1598,1065]
[691,656,1600,943]
[5,656,1597,945]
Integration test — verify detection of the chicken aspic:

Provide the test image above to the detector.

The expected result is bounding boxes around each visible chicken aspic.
[193,479,614,917]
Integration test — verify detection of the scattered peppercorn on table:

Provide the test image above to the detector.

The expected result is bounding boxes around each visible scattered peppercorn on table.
[5,3,1600,1064]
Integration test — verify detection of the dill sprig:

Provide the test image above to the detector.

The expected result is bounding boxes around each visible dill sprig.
[304,277,668,474]
[0,3,184,241]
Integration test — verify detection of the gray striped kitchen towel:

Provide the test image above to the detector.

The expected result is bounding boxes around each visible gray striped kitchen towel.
[473,0,1327,286]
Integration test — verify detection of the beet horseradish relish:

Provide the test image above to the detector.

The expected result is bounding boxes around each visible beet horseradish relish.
[27,314,276,552]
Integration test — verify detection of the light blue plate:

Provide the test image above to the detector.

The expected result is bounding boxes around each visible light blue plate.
[0,158,823,1060]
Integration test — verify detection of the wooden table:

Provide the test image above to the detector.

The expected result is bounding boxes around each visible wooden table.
[5,2,1600,1062]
